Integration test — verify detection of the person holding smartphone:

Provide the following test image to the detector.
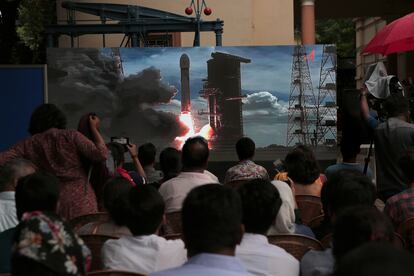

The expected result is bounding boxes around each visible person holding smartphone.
[0,104,108,221]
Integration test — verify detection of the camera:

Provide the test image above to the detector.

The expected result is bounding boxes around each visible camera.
[364,62,405,121]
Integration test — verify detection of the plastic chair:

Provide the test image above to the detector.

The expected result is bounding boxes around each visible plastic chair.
[69,212,110,232]
[267,234,323,260]
[163,233,183,240]
[319,233,333,249]
[295,195,323,225]
[393,232,406,250]
[80,234,118,271]
[88,270,145,276]
[164,211,182,235]
[397,217,414,252]
[307,214,325,230]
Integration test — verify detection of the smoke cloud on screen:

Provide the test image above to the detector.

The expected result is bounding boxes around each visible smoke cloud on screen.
[47,48,188,145]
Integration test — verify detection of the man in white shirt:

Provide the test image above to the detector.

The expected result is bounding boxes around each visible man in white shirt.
[102,185,186,274]
[159,136,218,213]
[151,184,251,276]
[236,179,300,276]
[0,159,36,232]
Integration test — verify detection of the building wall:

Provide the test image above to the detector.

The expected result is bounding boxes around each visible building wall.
[56,0,294,47]
[355,16,414,88]
[355,17,386,89]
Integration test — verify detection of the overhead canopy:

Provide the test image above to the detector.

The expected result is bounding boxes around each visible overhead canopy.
[295,0,414,22]
[46,1,224,47]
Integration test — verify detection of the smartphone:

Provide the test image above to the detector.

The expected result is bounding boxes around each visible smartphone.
[111,136,130,145]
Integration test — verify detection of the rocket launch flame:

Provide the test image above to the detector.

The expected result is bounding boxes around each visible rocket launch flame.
[175,112,214,149]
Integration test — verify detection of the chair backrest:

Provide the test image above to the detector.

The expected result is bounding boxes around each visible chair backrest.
[295,195,323,225]
[163,233,183,240]
[69,212,110,232]
[267,234,323,260]
[164,211,182,235]
[318,231,405,251]
[397,217,414,252]
[80,234,118,271]
[225,179,250,189]
[393,232,406,250]
[307,214,325,230]
[319,233,333,249]
[88,270,145,276]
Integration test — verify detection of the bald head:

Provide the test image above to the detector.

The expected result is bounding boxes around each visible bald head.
[182,136,209,171]
[0,159,36,192]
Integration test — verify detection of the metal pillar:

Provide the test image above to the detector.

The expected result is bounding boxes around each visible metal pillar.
[131,33,139,47]
[215,28,223,46]
[191,0,207,46]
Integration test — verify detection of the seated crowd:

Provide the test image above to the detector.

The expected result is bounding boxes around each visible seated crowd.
[1,103,414,276]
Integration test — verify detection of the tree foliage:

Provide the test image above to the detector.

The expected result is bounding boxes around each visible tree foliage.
[316,19,356,58]
[16,0,55,52]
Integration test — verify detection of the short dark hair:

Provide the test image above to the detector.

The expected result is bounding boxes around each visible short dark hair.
[0,159,36,191]
[160,147,181,181]
[28,104,67,135]
[399,148,414,183]
[107,142,125,167]
[333,243,414,276]
[237,179,282,234]
[236,137,255,160]
[321,170,376,220]
[138,143,157,167]
[181,136,209,170]
[384,94,410,118]
[182,184,242,257]
[15,172,60,220]
[103,177,132,225]
[124,185,165,236]
[285,145,320,185]
[340,138,361,161]
[333,206,394,261]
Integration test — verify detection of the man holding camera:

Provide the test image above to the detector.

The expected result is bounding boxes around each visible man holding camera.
[373,94,414,202]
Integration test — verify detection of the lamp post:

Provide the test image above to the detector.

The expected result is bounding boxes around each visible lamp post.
[185,0,212,46]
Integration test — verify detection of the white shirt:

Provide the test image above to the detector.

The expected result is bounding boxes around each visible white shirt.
[102,234,187,274]
[159,171,219,213]
[236,233,300,276]
[0,192,18,232]
[268,180,296,235]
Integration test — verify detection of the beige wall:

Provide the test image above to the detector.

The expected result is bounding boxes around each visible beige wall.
[355,17,414,88]
[355,17,386,88]
[56,0,294,47]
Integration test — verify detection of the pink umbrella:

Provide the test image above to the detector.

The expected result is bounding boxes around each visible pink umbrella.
[363,12,414,56]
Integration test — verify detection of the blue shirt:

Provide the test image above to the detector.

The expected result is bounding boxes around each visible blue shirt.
[300,248,334,276]
[367,114,379,129]
[150,253,251,276]
[295,223,316,238]
[325,163,373,180]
